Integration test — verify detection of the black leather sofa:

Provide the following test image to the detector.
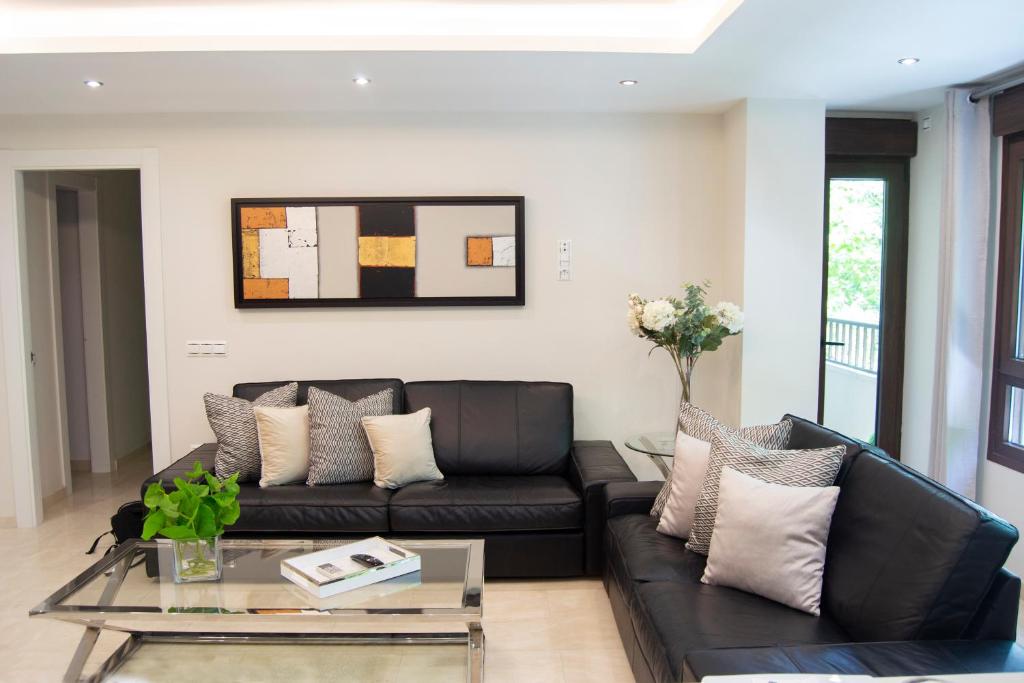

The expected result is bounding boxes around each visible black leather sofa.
[604,415,1024,682]
[144,379,636,578]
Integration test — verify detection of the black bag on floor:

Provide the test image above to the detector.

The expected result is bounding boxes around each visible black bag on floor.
[86,500,146,555]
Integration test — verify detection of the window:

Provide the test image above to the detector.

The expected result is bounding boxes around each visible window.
[989,133,1024,471]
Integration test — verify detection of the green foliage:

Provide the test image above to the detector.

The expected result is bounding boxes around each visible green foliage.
[827,180,884,320]
[141,461,241,541]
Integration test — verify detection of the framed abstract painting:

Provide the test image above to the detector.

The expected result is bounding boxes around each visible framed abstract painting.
[231,196,524,308]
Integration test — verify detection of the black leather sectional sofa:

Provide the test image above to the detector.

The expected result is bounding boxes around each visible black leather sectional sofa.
[604,415,1024,681]
[144,379,637,578]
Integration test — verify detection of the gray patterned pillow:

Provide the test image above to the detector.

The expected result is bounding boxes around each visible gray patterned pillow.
[650,403,792,518]
[306,387,394,485]
[685,428,845,555]
[205,382,298,482]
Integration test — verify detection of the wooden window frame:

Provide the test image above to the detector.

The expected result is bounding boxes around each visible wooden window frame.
[989,133,1024,472]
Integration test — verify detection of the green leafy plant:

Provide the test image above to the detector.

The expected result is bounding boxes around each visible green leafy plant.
[142,460,241,541]
[627,282,743,402]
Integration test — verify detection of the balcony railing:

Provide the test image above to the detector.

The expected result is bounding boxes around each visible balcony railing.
[825,318,879,374]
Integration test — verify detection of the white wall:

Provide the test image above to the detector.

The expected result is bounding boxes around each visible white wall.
[96,170,151,461]
[0,112,743,482]
[823,363,877,442]
[901,105,946,475]
[738,100,827,425]
[22,172,66,499]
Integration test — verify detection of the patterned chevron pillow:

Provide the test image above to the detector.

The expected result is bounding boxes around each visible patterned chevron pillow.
[685,428,845,555]
[205,382,298,482]
[306,387,395,485]
[650,403,792,518]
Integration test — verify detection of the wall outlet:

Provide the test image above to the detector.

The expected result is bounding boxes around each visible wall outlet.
[558,239,572,281]
[186,340,228,357]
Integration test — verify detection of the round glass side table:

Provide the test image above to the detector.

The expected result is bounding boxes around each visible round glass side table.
[624,432,676,477]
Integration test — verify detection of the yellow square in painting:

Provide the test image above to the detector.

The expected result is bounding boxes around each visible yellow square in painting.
[243,278,289,299]
[241,206,286,229]
[241,229,260,279]
[466,237,493,266]
[358,236,416,268]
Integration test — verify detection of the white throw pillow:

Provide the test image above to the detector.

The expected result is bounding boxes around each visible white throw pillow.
[654,403,793,538]
[701,467,840,615]
[362,408,444,489]
[655,431,712,538]
[254,404,310,487]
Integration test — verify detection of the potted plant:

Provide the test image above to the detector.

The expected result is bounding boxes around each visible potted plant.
[627,282,743,409]
[141,461,241,583]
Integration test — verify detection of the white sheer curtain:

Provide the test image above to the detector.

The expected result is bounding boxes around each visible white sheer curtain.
[929,88,992,498]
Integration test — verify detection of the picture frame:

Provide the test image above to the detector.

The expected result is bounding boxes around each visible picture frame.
[231,196,525,308]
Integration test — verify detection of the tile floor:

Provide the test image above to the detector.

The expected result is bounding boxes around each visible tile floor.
[0,451,634,682]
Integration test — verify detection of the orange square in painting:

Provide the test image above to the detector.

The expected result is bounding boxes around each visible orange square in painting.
[240,206,286,230]
[466,237,493,266]
[243,278,289,299]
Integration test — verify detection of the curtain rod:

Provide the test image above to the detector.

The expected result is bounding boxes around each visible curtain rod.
[969,71,1024,102]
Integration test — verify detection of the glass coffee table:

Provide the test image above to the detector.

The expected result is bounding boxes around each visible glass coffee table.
[31,538,484,683]
[624,431,676,477]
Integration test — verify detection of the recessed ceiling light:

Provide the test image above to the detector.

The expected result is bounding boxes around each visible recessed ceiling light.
[352,76,371,86]
[619,79,639,86]
[83,79,103,88]
[897,57,920,66]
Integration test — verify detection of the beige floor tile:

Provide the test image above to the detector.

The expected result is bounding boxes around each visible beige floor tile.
[561,649,634,683]
[486,650,565,683]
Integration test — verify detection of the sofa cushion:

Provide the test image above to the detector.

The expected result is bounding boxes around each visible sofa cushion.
[234,379,404,412]
[634,580,850,683]
[403,381,572,475]
[389,475,583,532]
[230,481,393,533]
[606,514,707,585]
[824,450,1020,641]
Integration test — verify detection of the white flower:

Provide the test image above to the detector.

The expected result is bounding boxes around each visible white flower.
[627,309,642,336]
[713,301,744,333]
[641,299,677,332]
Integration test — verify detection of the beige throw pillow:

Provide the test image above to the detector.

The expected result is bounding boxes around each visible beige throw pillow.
[254,405,310,487]
[702,467,840,615]
[655,430,712,539]
[686,429,844,555]
[651,403,792,518]
[362,408,444,489]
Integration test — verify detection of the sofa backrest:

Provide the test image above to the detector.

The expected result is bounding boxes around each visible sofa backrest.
[403,380,573,476]
[823,449,1019,641]
[783,414,873,484]
[233,379,404,413]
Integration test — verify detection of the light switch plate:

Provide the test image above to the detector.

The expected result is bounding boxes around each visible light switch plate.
[186,340,228,357]
[558,239,572,281]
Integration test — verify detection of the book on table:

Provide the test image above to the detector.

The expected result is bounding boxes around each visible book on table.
[280,537,421,599]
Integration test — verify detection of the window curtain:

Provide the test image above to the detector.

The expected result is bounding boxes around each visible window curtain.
[929,88,992,497]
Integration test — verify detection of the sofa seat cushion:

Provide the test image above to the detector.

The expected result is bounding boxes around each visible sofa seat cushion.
[232,482,393,533]
[634,580,850,683]
[682,640,1024,681]
[390,476,583,532]
[607,514,707,585]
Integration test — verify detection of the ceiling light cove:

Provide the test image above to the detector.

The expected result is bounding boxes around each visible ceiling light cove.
[897,57,920,65]
[0,0,745,55]
[83,79,103,88]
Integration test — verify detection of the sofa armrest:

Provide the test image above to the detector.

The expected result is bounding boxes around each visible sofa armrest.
[569,440,637,576]
[140,443,218,499]
[682,640,1024,681]
[605,480,663,519]
[964,568,1022,640]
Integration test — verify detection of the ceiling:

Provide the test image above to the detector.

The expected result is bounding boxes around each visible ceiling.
[0,0,1021,115]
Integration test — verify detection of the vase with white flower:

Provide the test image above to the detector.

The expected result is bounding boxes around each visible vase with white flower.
[627,282,744,409]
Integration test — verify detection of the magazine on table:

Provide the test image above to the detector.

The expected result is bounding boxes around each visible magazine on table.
[280,537,421,599]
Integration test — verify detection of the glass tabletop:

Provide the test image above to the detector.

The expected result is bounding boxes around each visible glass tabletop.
[32,538,483,629]
[624,432,676,458]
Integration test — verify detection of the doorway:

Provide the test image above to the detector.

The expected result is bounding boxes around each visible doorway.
[819,157,909,456]
[21,170,151,513]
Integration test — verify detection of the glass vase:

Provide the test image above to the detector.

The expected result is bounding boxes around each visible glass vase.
[172,537,222,583]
